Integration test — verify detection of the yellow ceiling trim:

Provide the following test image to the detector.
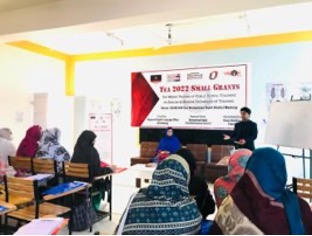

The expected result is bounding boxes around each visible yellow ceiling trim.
[7,40,75,96]
[7,40,69,61]
[65,57,75,96]
[73,31,312,61]
[7,31,312,97]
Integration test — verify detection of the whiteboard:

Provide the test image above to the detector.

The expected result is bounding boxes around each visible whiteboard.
[265,102,312,149]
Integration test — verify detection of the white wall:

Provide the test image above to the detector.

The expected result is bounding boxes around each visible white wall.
[0,44,74,154]
[75,41,312,180]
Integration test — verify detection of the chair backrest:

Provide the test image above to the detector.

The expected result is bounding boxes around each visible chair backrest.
[293,177,312,200]
[4,176,36,201]
[8,156,32,170]
[140,142,159,158]
[186,144,208,162]
[32,158,57,175]
[63,162,91,182]
[210,145,234,163]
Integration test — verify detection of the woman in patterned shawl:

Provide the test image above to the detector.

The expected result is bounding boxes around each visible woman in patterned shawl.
[117,154,202,235]
[36,128,70,170]
[211,148,312,235]
[214,149,252,208]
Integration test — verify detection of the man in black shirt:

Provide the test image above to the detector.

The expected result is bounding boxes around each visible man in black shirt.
[223,107,258,151]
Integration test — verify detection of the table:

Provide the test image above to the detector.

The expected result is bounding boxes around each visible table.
[112,164,156,215]
[128,164,156,188]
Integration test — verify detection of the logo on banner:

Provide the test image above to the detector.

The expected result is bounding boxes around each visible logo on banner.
[187,72,203,80]
[167,73,181,82]
[209,71,218,80]
[150,75,162,83]
[224,70,241,77]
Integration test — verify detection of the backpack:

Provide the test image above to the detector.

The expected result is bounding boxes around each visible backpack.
[71,199,97,232]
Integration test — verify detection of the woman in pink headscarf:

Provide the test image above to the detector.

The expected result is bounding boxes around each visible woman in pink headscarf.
[15,125,42,176]
[214,149,252,208]
[17,125,42,158]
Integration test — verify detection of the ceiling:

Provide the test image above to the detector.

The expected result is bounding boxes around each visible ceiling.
[0,0,58,13]
[25,1,312,55]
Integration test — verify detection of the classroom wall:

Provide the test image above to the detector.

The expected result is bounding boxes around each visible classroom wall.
[75,41,312,179]
[0,44,74,154]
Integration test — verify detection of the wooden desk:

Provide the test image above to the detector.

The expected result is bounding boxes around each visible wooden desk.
[0,200,16,215]
[94,173,112,181]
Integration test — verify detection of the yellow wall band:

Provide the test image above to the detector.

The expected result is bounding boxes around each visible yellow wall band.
[65,57,75,96]
[8,41,69,61]
[6,41,75,96]
[6,30,312,96]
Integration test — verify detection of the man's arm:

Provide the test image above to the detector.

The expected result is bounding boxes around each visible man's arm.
[224,123,238,142]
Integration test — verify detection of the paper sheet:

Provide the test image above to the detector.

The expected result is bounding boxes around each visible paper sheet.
[14,218,64,235]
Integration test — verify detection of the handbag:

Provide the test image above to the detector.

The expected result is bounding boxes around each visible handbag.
[71,199,97,232]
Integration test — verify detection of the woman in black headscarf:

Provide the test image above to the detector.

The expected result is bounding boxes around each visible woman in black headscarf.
[71,130,113,210]
[175,148,215,219]
[71,130,112,177]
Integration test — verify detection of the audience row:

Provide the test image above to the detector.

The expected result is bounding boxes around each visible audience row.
[116,148,312,234]
[1,125,312,234]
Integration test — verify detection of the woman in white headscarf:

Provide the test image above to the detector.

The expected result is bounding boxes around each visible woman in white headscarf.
[36,128,70,171]
[0,128,16,178]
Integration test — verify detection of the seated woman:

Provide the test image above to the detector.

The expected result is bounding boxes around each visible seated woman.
[36,128,70,171]
[210,148,312,235]
[176,148,215,219]
[71,130,113,210]
[16,125,42,176]
[0,128,16,179]
[153,127,181,163]
[214,149,252,208]
[116,155,202,235]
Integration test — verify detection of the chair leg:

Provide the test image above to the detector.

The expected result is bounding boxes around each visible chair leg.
[109,176,112,221]
[68,211,72,235]
[4,216,8,235]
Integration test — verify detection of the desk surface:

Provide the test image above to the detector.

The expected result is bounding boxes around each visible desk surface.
[0,200,16,215]
[129,164,156,173]
[43,184,90,201]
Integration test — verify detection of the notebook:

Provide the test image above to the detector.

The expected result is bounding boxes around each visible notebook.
[0,206,8,212]
[42,181,88,195]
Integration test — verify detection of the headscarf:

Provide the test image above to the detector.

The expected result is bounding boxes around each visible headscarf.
[176,148,215,219]
[120,155,202,235]
[71,130,111,176]
[36,128,70,164]
[16,125,42,158]
[72,130,96,163]
[0,128,16,177]
[157,128,181,154]
[246,148,305,234]
[214,149,252,207]
[211,148,311,235]
[0,128,13,140]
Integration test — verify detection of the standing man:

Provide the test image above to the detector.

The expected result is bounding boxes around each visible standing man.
[223,107,258,151]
